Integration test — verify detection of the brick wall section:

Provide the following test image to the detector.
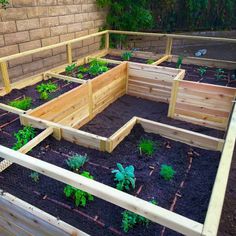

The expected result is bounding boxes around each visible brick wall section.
[0,0,106,84]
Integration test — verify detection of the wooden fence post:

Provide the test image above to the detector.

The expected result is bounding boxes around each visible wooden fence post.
[168,79,179,118]
[0,61,11,93]
[66,43,72,64]
[165,37,173,55]
[88,80,93,119]
[105,32,109,50]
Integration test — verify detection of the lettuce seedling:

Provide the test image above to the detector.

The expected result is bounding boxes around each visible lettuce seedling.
[176,55,183,68]
[66,154,88,171]
[198,67,207,77]
[78,65,89,73]
[138,138,155,156]
[9,97,32,110]
[160,164,176,181]
[36,81,58,100]
[29,171,40,182]
[121,51,133,61]
[65,63,76,74]
[147,59,155,64]
[215,68,225,80]
[77,73,83,79]
[112,163,135,191]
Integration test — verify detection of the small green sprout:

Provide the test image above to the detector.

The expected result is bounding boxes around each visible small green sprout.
[160,164,176,181]
[112,163,135,191]
[65,63,76,74]
[77,73,83,79]
[66,154,88,171]
[176,55,183,68]
[36,82,58,100]
[78,66,89,73]
[198,67,207,77]
[121,51,133,61]
[64,171,94,207]
[29,171,40,182]
[215,68,225,80]
[147,59,155,64]
[138,139,155,156]
[9,97,32,110]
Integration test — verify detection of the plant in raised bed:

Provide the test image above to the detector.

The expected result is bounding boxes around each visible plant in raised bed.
[64,171,94,207]
[121,51,133,61]
[112,163,135,191]
[121,200,157,232]
[0,0,9,9]
[8,97,32,110]
[66,154,88,172]
[215,68,225,80]
[88,59,109,76]
[77,73,84,79]
[12,126,36,150]
[138,138,155,156]
[29,171,40,182]
[198,67,207,78]
[36,81,58,100]
[176,55,183,68]
[147,59,155,64]
[65,63,76,75]
[78,65,89,73]
[160,164,176,181]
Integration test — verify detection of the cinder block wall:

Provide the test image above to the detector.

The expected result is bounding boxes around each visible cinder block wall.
[0,0,106,84]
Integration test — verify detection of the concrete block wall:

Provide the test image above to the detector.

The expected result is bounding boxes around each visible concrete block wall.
[0,0,106,84]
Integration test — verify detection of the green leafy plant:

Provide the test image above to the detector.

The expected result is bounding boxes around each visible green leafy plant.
[77,73,84,79]
[112,163,135,191]
[64,171,94,207]
[0,0,9,9]
[176,55,183,68]
[36,82,58,100]
[90,59,108,67]
[65,63,76,74]
[29,171,40,182]
[121,200,157,232]
[66,154,88,171]
[12,126,36,150]
[9,97,32,110]
[160,164,176,181]
[78,66,89,73]
[147,59,155,64]
[121,51,133,61]
[198,67,207,77]
[215,68,225,80]
[138,139,155,156]
[88,59,109,76]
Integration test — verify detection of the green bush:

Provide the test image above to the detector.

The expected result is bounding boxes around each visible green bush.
[9,97,32,110]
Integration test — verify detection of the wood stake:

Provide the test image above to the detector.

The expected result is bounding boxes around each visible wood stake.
[66,43,72,64]
[0,61,11,93]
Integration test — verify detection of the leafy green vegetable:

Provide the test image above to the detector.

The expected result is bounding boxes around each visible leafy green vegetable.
[65,63,76,74]
[198,67,207,77]
[121,51,133,61]
[12,126,36,150]
[112,163,135,191]
[215,68,225,80]
[138,139,156,156]
[9,97,32,110]
[160,164,176,181]
[77,73,83,79]
[78,66,89,73]
[0,0,9,9]
[176,55,183,68]
[29,171,40,182]
[66,154,88,171]
[64,171,94,207]
[36,81,58,100]
[147,59,155,64]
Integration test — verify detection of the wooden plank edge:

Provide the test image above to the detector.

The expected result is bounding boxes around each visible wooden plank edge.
[45,72,86,84]
[0,103,25,115]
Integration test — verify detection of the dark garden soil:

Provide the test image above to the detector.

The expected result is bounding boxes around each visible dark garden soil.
[160,61,236,88]
[80,95,224,139]
[0,78,80,110]
[60,62,117,80]
[103,54,153,64]
[0,119,221,236]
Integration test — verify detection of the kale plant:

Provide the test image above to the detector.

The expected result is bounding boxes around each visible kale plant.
[66,154,88,171]
[112,163,135,191]
[36,81,58,100]
[160,164,176,181]
[138,139,156,156]
[9,97,32,110]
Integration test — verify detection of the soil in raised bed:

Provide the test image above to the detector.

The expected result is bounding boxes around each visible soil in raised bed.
[80,95,224,139]
[60,62,117,80]
[160,61,236,88]
[103,54,155,64]
[0,78,80,110]
[0,123,221,236]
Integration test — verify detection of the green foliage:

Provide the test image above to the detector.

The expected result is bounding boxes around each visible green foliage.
[112,163,135,191]
[176,55,183,69]
[160,164,176,181]
[198,67,207,77]
[0,0,9,9]
[121,200,157,232]
[147,59,155,64]
[66,154,88,171]
[9,97,32,110]
[29,171,40,182]
[88,59,109,76]
[215,68,225,80]
[64,171,94,207]
[65,63,76,74]
[121,51,133,61]
[138,139,155,156]
[12,126,36,150]
[78,66,89,73]
[77,73,84,79]
[36,82,58,100]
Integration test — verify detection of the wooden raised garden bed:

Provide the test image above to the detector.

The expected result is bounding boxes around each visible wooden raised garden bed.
[0,30,236,236]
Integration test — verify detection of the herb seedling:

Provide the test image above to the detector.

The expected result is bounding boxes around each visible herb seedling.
[65,63,76,74]
[121,51,133,61]
[138,139,155,156]
[29,171,40,182]
[9,97,32,110]
[64,171,94,207]
[176,55,183,68]
[112,163,135,191]
[66,154,88,171]
[36,81,58,100]
[160,164,176,181]
[198,67,207,77]
[147,59,155,64]
[215,68,225,80]
[77,73,83,79]
[121,200,157,232]
[12,126,36,150]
